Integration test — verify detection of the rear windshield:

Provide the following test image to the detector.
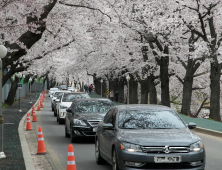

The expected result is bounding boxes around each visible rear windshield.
[75,100,113,113]
[62,93,90,102]
[118,110,186,129]
[50,88,58,91]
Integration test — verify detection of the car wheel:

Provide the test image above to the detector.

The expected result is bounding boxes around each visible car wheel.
[58,118,63,124]
[65,126,70,138]
[112,148,119,170]
[70,127,77,143]
[52,106,54,111]
[54,110,57,117]
[95,139,105,164]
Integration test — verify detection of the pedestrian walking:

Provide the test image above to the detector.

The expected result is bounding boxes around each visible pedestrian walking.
[109,90,114,101]
[115,90,119,102]
[89,84,93,94]
[84,84,88,92]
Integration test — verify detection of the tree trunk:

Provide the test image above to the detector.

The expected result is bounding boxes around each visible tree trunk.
[118,79,125,103]
[129,80,138,104]
[5,77,20,105]
[181,77,193,115]
[160,56,170,107]
[149,76,157,104]
[209,63,221,121]
[140,79,149,104]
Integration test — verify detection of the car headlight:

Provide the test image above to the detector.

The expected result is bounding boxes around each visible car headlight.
[73,119,87,126]
[120,142,142,152]
[60,105,67,109]
[190,141,204,152]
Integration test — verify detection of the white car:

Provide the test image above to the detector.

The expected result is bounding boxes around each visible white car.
[48,88,59,97]
[68,87,77,92]
[51,91,70,111]
[56,92,90,124]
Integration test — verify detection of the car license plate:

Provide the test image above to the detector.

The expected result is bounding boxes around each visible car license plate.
[154,156,181,163]
[93,128,97,132]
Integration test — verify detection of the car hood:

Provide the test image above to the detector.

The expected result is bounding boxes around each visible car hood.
[75,113,105,121]
[117,128,200,146]
[60,102,72,107]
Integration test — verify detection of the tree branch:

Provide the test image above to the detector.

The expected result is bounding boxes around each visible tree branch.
[59,1,111,21]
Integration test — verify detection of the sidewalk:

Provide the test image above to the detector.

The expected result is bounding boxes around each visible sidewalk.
[0,93,39,170]
[89,92,222,136]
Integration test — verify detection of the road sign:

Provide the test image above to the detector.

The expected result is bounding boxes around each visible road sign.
[106,89,109,95]
[17,83,22,89]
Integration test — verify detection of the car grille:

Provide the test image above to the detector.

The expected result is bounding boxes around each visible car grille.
[138,162,201,169]
[82,131,96,136]
[87,120,101,127]
[141,146,190,153]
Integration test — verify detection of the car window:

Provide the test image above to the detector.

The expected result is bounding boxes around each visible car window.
[75,100,113,113]
[118,110,186,129]
[62,93,90,102]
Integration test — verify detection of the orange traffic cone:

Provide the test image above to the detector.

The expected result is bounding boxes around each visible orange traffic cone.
[67,144,76,170]
[37,102,41,111]
[26,113,32,130]
[37,126,46,154]
[32,109,37,122]
[31,106,35,116]
[40,100,43,108]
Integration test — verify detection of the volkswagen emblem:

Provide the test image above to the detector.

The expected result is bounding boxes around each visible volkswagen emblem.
[164,146,170,153]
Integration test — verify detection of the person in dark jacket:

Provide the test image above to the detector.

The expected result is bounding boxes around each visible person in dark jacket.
[115,90,119,102]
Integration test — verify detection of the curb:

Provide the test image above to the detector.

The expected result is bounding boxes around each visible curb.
[191,126,222,138]
[18,95,41,170]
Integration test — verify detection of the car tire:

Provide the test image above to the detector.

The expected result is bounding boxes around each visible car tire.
[58,118,63,124]
[65,126,70,138]
[52,106,54,111]
[70,127,77,143]
[112,148,119,170]
[95,139,106,164]
[54,110,57,117]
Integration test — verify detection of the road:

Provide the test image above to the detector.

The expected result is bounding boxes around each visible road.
[37,97,222,170]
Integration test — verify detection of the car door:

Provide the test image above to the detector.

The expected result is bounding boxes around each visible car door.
[66,102,74,134]
[100,108,116,161]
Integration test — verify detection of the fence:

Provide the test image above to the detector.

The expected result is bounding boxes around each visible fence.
[2,82,47,102]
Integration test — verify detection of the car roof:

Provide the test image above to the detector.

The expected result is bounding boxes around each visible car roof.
[113,104,173,111]
[74,98,112,102]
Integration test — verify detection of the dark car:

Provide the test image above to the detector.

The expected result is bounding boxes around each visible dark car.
[95,104,205,170]
[65,98,114,143]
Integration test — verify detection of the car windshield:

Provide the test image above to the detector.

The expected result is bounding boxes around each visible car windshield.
[75,100,113,113]
[54,92,62,97]
[118,110,186,129]
[50,88,58,91]
[62,93,89,102]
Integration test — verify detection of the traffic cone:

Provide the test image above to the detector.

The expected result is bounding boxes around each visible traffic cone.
[40,100,43,108]
[26,113,32,130]
[37,102,41,111]
[37,126,46,154]
[67,144,76,170]
[31,105,35,116]
[32,109,37,122]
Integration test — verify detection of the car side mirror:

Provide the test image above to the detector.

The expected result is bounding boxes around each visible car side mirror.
[66,108,72,113]
[188,122,197,129]
[103,123,114,130]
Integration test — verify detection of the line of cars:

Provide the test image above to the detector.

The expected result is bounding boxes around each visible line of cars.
[48,88,206,170]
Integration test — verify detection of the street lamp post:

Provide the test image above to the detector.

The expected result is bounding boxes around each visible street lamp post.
[29,77,32,103]
[35,78,37,97]
[100,79,103,97]
[126,74,130,104]
[17,73,22,112]
[0,45,7,159]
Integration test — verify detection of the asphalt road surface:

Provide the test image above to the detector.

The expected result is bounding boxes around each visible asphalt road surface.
[37,97,222,170]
